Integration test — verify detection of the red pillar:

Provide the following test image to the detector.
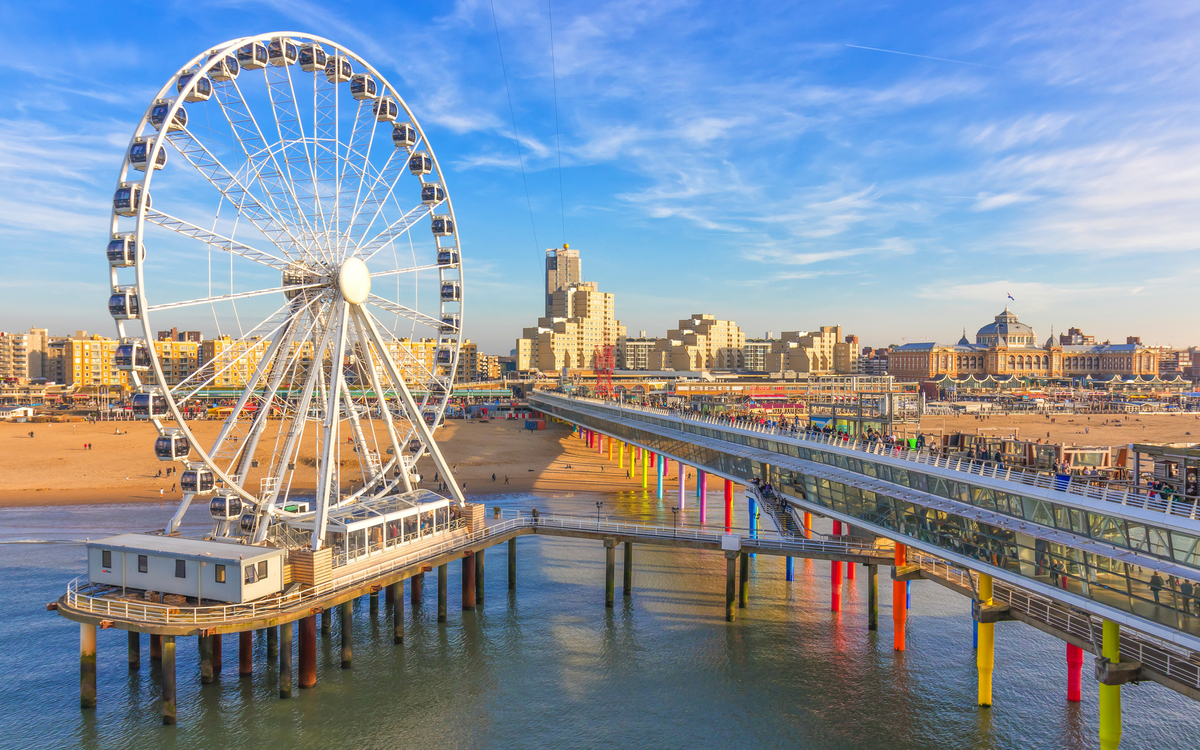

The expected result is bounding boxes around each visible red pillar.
[831,520,843,612]
[724,479,733,533]
[238,631,252,677]
[803,511,812,539]
[1064,577,1083,701]
[299,615,317,689]
[846,521,856,581]
[893,543,907,651]
[650,452,656,468]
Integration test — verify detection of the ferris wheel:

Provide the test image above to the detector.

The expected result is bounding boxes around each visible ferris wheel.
[106,33,466,550]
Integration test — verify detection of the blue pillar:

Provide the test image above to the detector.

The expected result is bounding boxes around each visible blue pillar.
[906,580,911,610]
[656,454,664,499]
[785,556,794,581]
[749,496,757,558]
[973,618,978,649]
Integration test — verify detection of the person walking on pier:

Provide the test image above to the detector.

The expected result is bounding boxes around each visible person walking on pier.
[1150,572,1164,604]
[1181,579,1195,615]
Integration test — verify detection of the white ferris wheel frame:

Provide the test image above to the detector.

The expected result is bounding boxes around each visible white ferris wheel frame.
[107,32,468,551]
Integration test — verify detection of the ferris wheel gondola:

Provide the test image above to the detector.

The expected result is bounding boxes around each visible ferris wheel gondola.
[106,33,466,553]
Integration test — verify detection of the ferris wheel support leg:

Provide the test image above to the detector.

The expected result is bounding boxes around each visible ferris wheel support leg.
[312,301,351,551]
[354,305,467,507]
[255,313,336,544]
[351,312,409,492]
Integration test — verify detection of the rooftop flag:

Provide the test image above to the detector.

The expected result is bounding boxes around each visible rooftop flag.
[1007,293,1015,301]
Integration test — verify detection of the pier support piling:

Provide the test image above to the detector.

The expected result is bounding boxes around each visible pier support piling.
[150,633,162,662]
[786,556,794,582]
[322,607,331,636]
[199,635,213,684]
[475,548,485,605]
[212,633,222,677]
[604,538,616,608]
[412,572,424,611]
[385,582,395,605]
[128,630,140,671]
[739,550,749,608]
[725,551,737,621]
[462,551,476,611]
[392,582,404,644]
[239,631,252,677]
[656,455,664,499]
[1099,620,1122,750]
[623,541,633,596]
[803,511,812,539]
[1067,643,1083,702]
[80,623,96,710]
[299,616,316,689]
[161,636,176,725]
[867,564,878,630]
[699,471,707,524]
[977,573,994,707]
[724,479,733,533]
[438,564,448,622]
[369,590,379,616]
[267,625,278,658]
[831,521,842,613]
[893,543,907,651]
[279,622,293,698]
[340,602,353,669]
[508,538,517,590]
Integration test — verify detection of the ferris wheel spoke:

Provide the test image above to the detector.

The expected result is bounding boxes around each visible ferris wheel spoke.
[364,294,443,331]
[264,63,325,257]
[351,311,410,492]
[169,297,317,405]
[312,300,351,550]
[147,284,323,314]
[355,204,432,262]
[144,210,299,271]
[371,322,442,386]
[336,103,380,258]
[212,77,318,253]
[354,305,466,507]
[340,148,407,254]
[369,263,441,278]
[311,73,340,247]
[163,128,306,255]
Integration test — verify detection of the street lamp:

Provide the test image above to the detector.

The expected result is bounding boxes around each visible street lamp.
[671,506,680,537]
[595,501,603,524]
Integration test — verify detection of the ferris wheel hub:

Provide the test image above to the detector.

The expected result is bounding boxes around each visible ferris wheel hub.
[337,257,371,304]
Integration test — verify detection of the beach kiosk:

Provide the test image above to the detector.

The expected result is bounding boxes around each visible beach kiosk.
[87,534,286,604]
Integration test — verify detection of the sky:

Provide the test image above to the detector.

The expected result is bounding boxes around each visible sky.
[3,0,1200,353]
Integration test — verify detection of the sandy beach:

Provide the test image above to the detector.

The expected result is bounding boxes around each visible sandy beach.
[0,417,661,507]
[2,411,1197,508]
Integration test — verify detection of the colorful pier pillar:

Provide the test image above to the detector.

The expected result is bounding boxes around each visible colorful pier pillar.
[749,495,758,558]
[830,521,843,612]
[977,573,994,707]
[618,442,625,470]
[641,450,648,488]
[698,471,708,524]
[724,479,733,533]
[80,623,96,709]
[678,469,686,510]
[893,543,907,651]
[785,556,795,581]
[803,511,812,539]
[1099,620,1122,750]
[607,438,613,461]
[656,455,664,499]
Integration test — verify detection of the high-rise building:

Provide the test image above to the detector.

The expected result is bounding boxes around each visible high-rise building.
[767,326,850,374]
[157,328,203,343]
[742,338,774,371]
[0,327,48,381]
[621,334,661,371]
[545,244,581,316]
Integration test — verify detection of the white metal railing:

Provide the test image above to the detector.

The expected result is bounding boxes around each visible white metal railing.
[908,549,1200,692]
[537,393,1200,521]
[61,513,887,626]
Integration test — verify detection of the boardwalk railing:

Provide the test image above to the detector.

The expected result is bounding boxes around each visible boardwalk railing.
[62,513,886,627]
[538,393,1200,521]
[909,549,1200,693]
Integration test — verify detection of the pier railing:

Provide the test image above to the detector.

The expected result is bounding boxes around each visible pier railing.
[540,393,1200,521]
[61,513,887,627]
[909,549,1200,693]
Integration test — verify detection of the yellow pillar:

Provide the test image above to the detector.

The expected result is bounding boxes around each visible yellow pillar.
[1099,620,1122,750]
[641,449,648,488]
[619,442,625,470]
[607,438,613,461]
[977,573,994,707]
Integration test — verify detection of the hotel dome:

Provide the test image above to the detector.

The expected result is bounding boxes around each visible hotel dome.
[976,307,1037,347]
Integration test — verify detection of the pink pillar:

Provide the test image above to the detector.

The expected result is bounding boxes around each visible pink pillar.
[597,434,603,454]
[698,472,708,524]
[678,469,686,510]
[724,479,733,533]
[1063,577,1083,701]
[831,520,843,612]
